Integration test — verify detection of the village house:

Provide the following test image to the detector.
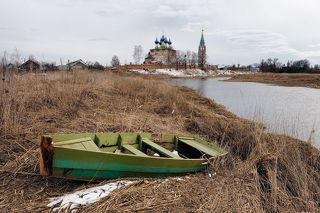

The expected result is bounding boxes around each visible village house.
[57,65,68,71]
[67,59,88,70]
[6,63,15,71]
[19,59,40,71]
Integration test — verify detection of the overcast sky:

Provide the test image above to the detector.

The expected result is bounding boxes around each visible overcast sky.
[1,0,320,65]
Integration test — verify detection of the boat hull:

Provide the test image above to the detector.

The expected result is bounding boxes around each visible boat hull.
[51,147,206,180]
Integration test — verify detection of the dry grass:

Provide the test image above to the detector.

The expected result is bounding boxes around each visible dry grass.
[227,72,320,89]
[0,70,319,212]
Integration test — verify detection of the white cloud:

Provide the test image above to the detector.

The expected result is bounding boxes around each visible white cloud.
[88,37,109,42]
[181,21,209,32]
[299,50,320,59]
[95,5,125,16]
[211,30,287,51]
[207,29,320,60]
[209,30,302,56]
[307,44,320,48]
[1,0,320,65]
[153,5,180,18]
[152,1,214,19]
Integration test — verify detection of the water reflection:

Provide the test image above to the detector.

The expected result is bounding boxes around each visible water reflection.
[195,78,207,96]
[173,77,320,148]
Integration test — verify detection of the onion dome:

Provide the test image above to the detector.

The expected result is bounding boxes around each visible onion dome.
[160,35,165,42]
[155,37,159,44]
[168,38,172,45]
[164,36,168,44]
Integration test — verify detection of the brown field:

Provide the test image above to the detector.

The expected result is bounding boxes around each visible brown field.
[0,70,319,212]
[227,72,320,89]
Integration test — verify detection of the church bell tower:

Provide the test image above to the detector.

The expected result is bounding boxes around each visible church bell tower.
[198,29,206,69]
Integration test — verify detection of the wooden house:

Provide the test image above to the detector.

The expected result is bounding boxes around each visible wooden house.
[67,59,88,70]
[6,63,15,71]
[19,59,40,71]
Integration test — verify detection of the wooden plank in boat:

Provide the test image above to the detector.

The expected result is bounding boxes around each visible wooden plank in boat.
[178,139,219,157]
[122,144,148,157]
[100,146,118,153]
[178,136,194,140]
[142,138,182,159]
[160,134,175,143]
[95,133,119,147]
[63,143,85,150]
[54,137,101,152]
[53,137,92,146]
[82,140,102,152]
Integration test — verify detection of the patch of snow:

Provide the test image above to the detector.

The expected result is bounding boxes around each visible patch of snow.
[163,177,185,182]
[172,150,179,156]
[47,180,135,212]
[153,153,160,157]
[129,69,251,77]
[208,172,217,178]
[130,69,150,75]
[174,177,185,181]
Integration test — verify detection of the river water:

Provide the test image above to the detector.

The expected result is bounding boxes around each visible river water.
[173,77,320,148]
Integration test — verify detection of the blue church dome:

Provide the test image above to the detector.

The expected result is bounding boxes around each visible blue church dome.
[164,36,168,44]
[160,35,165,42]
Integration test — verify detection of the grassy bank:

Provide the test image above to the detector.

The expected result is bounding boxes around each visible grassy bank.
[0,70,319,212]
[227,73,320,89]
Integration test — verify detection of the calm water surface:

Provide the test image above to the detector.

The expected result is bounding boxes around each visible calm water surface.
[173,77,320,148]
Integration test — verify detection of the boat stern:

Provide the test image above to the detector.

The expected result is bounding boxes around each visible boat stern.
[39,136,54,176]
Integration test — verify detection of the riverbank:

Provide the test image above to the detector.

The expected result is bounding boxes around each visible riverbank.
[128,68,250,77]
[0,71,319,212]
[174,77,320,148]
[227,73,320,89]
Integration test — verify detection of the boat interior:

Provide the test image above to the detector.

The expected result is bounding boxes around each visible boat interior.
[46,133,226,159]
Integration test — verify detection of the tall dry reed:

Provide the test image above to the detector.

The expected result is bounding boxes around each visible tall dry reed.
[0,70,319,212]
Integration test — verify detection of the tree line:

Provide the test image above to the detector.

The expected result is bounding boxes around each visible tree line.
[1,45,207,71]
[259,58,320,73]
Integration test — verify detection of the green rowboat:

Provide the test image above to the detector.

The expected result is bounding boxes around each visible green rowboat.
[39,133,227,181]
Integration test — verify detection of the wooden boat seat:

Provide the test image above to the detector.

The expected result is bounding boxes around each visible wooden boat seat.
[53,137,102,152]
[141,138,182,159]
[178,138,219,157]
[122,144,148,157]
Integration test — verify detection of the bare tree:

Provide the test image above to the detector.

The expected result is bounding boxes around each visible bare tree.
[1,51,8,95]
[176,50,186,68]
[41,61,56,72]
[186,50,192,68]
[111,55,120,67]
[133,45,143,64]
[10,48,22,67]
[93,61,104,70]
[28,54,36,61]
[191,52,198,67]
[1,51,8,67]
